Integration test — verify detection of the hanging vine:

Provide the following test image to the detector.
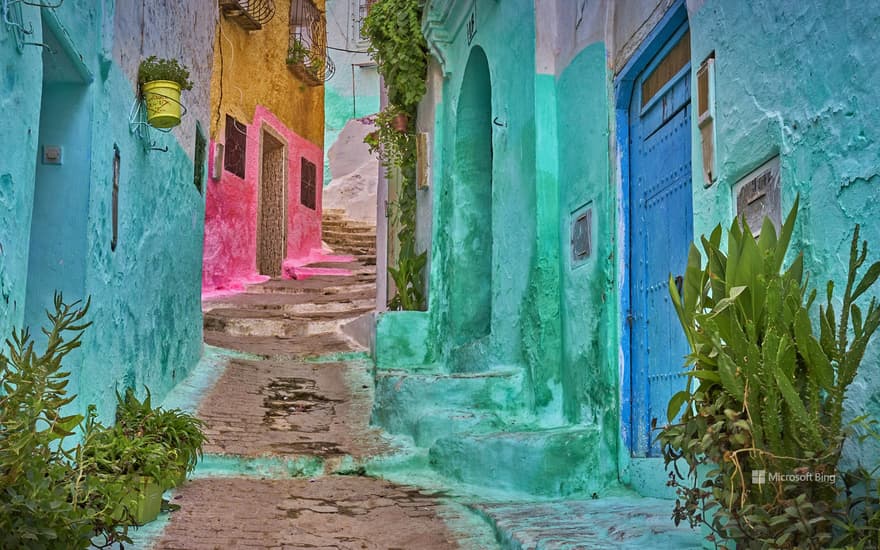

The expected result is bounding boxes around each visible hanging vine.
[362,0,429,310]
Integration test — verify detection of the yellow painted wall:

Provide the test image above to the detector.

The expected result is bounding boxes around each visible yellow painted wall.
[209,0,325,145]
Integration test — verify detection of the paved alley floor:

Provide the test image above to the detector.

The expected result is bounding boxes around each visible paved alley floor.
[151,242,485,549]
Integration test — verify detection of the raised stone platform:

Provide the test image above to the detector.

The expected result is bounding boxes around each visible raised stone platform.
[472,496,703,549]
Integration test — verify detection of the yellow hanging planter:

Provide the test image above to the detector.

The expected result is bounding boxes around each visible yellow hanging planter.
[142,80,182,129]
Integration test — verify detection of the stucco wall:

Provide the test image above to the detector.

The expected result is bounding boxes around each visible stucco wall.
[204,1,326,293]
[688,0,880,469]
[208,1,324,144]
[324,0,380,185]
[203,106,323,292]
[0,4,42,342]
[1,0,215,423]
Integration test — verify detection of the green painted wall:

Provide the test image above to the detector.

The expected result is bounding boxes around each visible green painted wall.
[428,0,537,376]
[688,0,880,468]
[0,1,213,425]
[554,42,619,461]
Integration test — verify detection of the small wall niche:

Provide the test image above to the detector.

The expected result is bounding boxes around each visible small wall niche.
[734,156,781,236]
[571,202,593,268]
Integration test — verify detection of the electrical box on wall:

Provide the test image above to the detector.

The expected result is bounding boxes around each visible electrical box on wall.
[42,145,63,165]
[734,156,781,236]
[211,142,224,181]
[697,53,716,187]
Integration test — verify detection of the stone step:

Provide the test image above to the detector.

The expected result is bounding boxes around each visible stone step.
[428,426,612,497]
[322,230,376,245]
[322,208,347,217]
[204,297,375,316]
[246,281,377,296]
[409,408,508,448]
[371,369,526,438]
[204,330,357,357]
[321,220,376,232]
[327,246,376,256]
[204,306,375,338]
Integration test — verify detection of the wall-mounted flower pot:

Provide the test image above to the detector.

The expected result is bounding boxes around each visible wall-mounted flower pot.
[112,475,163,525]
[142,80,183,129]
[392,113,409,132]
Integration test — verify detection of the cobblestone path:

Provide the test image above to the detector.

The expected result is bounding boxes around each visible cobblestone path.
[154,218,470,549]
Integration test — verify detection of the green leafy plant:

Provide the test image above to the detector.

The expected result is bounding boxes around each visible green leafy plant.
[362,0,429,310]
[138,55,193,90]
[0,295,130,548]
[658,198,880,548]
[114,387,206,482]
[361,0,428,109]
[286,39,309,66]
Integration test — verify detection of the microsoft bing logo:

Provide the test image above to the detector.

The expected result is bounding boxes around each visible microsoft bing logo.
[752,470,766,485]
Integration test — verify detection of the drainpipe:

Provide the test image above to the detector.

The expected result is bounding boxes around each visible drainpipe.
[375,78,389,313]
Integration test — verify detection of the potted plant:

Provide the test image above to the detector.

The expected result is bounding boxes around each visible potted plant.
[138,56,193,129]
[114,387,206,489]
[658,198,880,547]
[80,416,177,526]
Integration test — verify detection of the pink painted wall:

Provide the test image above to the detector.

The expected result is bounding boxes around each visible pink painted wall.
[203,106,323,293]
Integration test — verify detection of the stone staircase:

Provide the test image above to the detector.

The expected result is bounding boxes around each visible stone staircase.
[202,262,376,358]
[371,362,611,497]
[322,208,377,266]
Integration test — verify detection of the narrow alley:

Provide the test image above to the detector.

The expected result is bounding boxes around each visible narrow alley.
[145,208,699,549]
[2,1,880,549]
[155,210,478,549]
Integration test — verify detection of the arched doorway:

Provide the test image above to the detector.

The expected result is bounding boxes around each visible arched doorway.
[449,47,493,347]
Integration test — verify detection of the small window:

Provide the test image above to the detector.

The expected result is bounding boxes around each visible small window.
[111,145,120,251]
[194,122,207,194]
[641,30,690,107]
[356,0,377,42]
[300,157,316,210]
[224,115,247,179]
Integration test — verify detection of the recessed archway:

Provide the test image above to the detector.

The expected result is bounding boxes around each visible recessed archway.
[449,47,493,346]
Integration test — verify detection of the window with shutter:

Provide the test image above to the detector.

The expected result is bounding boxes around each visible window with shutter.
[224,115,247,179]
[300,157,316,210]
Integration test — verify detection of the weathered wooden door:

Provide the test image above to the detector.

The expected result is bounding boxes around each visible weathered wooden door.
[258,131,286,277]
[628,25,693,456]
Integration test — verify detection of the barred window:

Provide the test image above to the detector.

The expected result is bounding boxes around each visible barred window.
[300,157,316,210]
[356,0,377,42]
[224,115,247,179]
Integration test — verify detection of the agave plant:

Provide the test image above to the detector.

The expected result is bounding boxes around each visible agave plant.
[659,197,880,548]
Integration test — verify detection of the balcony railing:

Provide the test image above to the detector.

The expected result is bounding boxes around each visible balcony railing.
[219,0,276,30]
[287,0,334,86]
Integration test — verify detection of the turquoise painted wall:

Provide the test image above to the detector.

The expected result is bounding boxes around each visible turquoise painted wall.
[554,43,618,462]
[25,82,92,345]
[1,0,213,425]
[0,5,43,345]
[688,0,880,468]
[428,0,538,376]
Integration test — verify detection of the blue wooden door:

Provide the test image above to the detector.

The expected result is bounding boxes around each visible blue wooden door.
[628,26,693,456]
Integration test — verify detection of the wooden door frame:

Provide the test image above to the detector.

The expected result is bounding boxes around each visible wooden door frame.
[614,0,690,455]
[256,125,288,276]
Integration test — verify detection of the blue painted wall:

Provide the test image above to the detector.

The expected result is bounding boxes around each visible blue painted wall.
[25,81,92,343]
